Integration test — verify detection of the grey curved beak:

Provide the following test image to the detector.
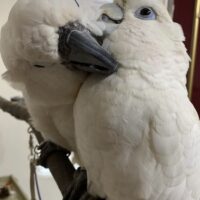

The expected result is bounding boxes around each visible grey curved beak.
[58,24,118,75]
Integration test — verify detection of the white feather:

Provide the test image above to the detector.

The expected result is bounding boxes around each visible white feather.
[0,0,109,154]
[74,0,200,199]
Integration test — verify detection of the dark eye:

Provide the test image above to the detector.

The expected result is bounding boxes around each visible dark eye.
[101,14,122,24]
[101,14,112,23]
[135,7,157,20]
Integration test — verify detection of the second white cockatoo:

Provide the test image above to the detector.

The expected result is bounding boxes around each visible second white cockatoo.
[0,0,120,165]
[74,0,200,199]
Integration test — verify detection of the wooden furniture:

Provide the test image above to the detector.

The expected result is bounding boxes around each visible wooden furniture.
[174,0,200,114]
[0,176,28,200]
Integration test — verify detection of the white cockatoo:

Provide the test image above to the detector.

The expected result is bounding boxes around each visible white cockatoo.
[74,0,200,199]
[0,0,119,162]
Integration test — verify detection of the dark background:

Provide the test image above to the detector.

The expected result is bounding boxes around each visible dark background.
[174,0,200,114]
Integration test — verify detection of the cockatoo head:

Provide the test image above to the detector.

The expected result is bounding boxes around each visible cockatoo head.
[102,0,190,86]
[0,0,118,83]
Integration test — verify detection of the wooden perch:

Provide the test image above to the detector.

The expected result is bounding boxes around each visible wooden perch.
[0,96,30,123]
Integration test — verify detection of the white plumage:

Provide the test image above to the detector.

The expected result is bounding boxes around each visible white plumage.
[74,0,200,199]
[0,0,108,153]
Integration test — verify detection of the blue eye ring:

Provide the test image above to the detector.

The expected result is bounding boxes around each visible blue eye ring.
[135,7,157,20]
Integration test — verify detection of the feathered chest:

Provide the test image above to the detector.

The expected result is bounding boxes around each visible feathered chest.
[75,70,187,150]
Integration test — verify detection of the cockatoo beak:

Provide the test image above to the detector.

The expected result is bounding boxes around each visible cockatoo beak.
[58,23,118,75]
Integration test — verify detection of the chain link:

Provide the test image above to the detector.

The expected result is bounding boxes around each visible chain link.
[28,126,42,200]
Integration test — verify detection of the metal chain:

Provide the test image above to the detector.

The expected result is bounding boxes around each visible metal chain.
[28,126,42,200]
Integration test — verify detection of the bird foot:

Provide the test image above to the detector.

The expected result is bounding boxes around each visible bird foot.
[63,168,104,200]
[37,141,70,168]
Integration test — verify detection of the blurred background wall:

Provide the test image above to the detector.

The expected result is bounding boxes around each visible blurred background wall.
[0,1,62,199]
[174,0,200,114]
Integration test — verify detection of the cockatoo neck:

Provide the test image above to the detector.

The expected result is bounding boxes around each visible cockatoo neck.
[103,12,190,90]
[23,64,88,106]
[116,57,189,91]
[116,45,189,84]
[2,60,87,106]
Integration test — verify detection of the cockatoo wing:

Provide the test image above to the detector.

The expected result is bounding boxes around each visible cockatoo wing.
[0,0,117,152]
[150,94,200,200]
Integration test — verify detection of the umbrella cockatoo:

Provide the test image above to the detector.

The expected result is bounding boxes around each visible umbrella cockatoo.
[74,0,200,199]
[0,0,120,163]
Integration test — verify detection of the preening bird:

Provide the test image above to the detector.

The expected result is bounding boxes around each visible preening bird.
[74,0,200,199]
[0,0,118,160]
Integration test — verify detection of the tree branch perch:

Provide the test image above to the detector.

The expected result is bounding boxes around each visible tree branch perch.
[0,96,30,123]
